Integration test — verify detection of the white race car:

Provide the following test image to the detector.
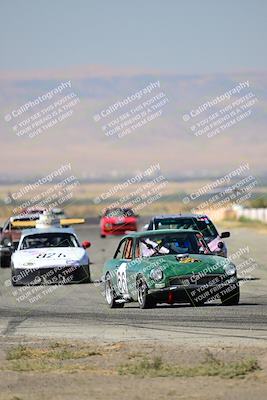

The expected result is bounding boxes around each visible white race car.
[11,227,91,286]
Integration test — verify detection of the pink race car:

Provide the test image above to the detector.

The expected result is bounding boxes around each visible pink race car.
[146,214,230,257]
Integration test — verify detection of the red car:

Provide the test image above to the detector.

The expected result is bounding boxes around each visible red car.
[100,208,138,238]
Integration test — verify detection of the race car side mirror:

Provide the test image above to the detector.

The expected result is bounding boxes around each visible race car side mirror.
[82,240,91,249]
[220,231,230,238]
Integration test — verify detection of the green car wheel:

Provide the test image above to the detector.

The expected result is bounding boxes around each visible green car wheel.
[137,277,156,309]
[105,273,124,308]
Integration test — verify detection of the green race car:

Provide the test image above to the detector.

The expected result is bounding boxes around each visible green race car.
[103,229,240,309]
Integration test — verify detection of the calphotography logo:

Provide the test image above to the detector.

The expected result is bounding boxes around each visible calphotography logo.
[7,163,81,217]
[3,81,80,138]
[182,81,259,139]
[93,80,169,139]
[180,162,262,214]
[7,81,72,119]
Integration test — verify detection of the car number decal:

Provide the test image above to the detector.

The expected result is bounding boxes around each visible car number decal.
[176,255,199,263]
[179,257,199,263]
[36,252,67,259]
[117,262,128,294]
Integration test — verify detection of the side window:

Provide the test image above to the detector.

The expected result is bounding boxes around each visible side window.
[123,239,133,259]
[147,220,154,230]
[114,239,127,259]
[196,234,209,254]
[135,240,141,258]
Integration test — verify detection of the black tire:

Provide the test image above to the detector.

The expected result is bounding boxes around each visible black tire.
[11,272,18,286]
[137,277,156,309]
[101,234,106,238]
[0,256,11,268]
[220,283,240,306]
[105,273,124,308]
[81,265,91,283]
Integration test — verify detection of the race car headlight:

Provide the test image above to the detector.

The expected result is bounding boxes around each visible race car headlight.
[105,223,112,230]
[22,262,34,267]
[66,260,80,267]
[223,262,236,276]
[150,268,163,282]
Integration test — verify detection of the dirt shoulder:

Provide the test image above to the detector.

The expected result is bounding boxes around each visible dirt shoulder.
[0,336,266,400]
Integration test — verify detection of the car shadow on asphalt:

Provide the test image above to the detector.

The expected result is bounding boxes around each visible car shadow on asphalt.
[129,302,260,309]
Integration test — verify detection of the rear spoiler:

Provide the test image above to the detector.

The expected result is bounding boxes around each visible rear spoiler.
[11,218,85,228]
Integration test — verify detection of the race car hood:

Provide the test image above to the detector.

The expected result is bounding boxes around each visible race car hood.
[141,253,229,280]
[12,247,88,269]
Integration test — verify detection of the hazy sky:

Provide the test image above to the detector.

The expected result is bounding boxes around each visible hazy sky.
[0,0,266,73]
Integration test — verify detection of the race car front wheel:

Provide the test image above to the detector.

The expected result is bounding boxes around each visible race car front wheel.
[11,269,19,286]
[137,277,156,309]
[81,265,91,283]
[105,273,124,308]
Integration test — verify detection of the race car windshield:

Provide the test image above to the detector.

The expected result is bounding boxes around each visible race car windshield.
[154,218,218,241]
[139,232,211,257]
[21,233,79,249]
[104,208,134,217]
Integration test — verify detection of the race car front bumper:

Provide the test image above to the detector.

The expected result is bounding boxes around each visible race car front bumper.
[11,264,90,285]
[148,277,238,304]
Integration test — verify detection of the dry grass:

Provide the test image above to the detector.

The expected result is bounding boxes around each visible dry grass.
[0,340,263,384]
[118,354,260,379]
[4,342,103,372]
[7,342,101,361]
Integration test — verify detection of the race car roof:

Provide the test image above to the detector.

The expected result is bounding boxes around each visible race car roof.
[20,227,76,238]
[123,228,202,239]
[150,214,207,220]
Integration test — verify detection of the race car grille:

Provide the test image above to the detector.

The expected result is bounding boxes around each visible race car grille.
[111,223,136,231]
[13,265,89,285]
[114,223,135,227]
[169,274,226,286]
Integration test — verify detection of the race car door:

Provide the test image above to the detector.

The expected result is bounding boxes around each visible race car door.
[114,238,133,298]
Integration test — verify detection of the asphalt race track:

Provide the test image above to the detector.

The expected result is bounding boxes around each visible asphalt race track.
[0,222,267,347]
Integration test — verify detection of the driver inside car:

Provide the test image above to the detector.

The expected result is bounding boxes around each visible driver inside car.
[140,238,169,257]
